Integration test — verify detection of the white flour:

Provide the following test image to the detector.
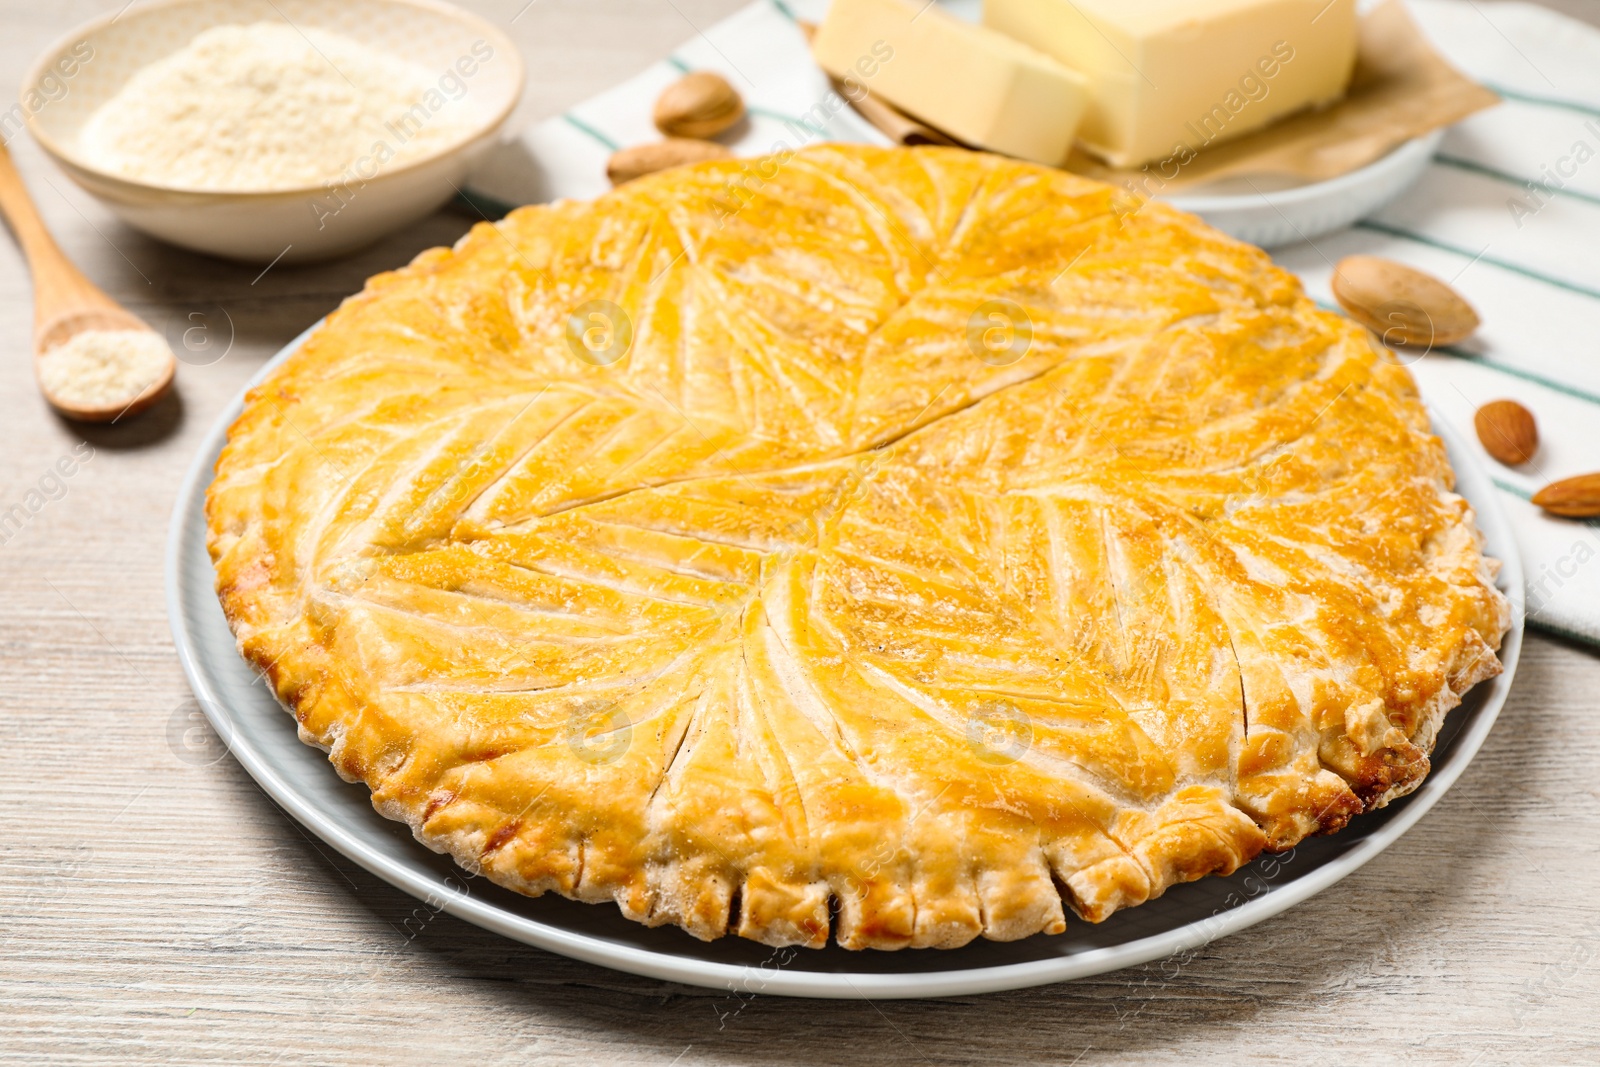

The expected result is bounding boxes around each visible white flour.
[79,23,468,192]
[38,330,171,409]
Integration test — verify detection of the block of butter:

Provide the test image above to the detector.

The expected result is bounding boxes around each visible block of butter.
[983,0,1359,169]
[812,0,1090,167]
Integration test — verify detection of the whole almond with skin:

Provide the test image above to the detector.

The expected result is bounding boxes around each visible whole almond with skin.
[606,139,732,185]
[654,71,745,140]
[1332,255,1480,348]
[1532,473,1600,518]
[1474,399,1539,465]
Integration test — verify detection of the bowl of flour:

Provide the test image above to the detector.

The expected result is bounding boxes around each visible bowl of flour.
[19,0,524,263]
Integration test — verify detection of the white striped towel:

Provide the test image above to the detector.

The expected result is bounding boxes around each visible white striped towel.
[463,0,1600,647]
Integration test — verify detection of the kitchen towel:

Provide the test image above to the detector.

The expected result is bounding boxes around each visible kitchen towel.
[465,0,1600,647]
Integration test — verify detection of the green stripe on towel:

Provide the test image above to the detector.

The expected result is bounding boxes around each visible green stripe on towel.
[1432,155,1600,212]
[562,113,621,152]
[1353,220,1600,303]
[1483,83,1600,123]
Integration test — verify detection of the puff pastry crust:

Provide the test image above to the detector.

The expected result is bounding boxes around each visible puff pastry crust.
[208,145,1509,949]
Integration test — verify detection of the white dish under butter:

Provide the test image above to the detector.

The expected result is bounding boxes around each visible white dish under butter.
[1166,131,1444,249]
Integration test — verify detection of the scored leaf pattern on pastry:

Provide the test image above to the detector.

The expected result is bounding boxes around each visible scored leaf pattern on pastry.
[208,146,1509,949]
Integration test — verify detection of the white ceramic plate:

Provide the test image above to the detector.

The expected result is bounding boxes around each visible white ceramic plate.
[1165,131,1445,249]
[168,323,1524,999]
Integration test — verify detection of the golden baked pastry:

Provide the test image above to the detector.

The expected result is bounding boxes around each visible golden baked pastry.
[208,145,1509,949]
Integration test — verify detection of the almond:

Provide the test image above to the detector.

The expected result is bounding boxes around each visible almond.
[1532,473,1600,518]
[653,71,745,140]
[606,139,733,185]
[1331,255,1480,348]
[1473,399,1539,466]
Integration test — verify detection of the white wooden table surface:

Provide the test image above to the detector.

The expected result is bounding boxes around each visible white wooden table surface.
[3,2,1599,1063]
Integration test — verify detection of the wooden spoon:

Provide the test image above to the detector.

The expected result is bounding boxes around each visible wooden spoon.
[0,141,174,422]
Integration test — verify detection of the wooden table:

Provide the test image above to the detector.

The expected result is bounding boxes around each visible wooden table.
[4,2,1598,1063]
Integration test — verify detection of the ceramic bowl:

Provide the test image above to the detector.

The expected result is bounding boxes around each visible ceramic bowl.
[20,0,524,264]
[1165,130,1444,249]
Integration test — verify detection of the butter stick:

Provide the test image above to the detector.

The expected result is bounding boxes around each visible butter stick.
[812,0,1090,167]
[984,0,1359,168]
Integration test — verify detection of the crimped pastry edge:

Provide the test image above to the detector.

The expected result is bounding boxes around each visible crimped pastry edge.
[206,148,1511,950]
[211,475,1507,950]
